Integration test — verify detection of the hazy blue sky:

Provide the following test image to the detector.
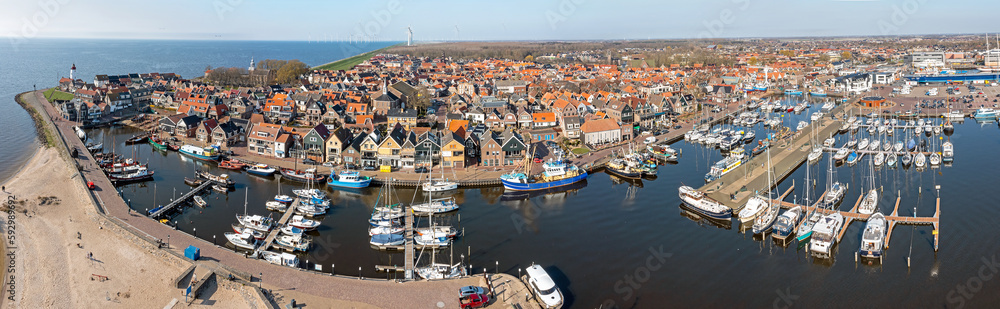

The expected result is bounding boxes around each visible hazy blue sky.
[2,0,999,41]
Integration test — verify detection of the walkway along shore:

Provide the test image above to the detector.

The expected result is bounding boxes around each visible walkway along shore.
[21,89,542,309]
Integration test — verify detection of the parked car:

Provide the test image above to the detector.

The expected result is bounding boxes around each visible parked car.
[322,161,334,167]
[363,166,377,171]
[87,181,95,190]
[302,158,318,165]
[459,286,487,299]
[414,167,429,173]
[460,293,491,309]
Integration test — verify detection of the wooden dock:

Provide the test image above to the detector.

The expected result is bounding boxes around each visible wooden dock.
[258,197,301,253]
[821,147,937,156]
[150,181,211,218]
[770,189,940,254]
[404,203,415,281]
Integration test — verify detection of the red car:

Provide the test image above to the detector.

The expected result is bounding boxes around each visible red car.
[87,181,96,190]
[460,293,490,309]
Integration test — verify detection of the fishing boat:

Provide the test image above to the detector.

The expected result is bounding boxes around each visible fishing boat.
[810,212,845,258]
[326,170,371,188]
[525,264,564,309]
[647,144,679,162]
[370,233,405,246]
[942,141,954,162]
[280,168,326,183]
[833,148,850,162]
[784,89,803,96]
[500,149,587,191]
[279,225,304,236]
[167,144,181,151]
[973,108,998,119]
[218,159,246,170]
[288,215,320,230]
[178,144,221,161]
[275,234,311,252]
[193,195,208,207]
[858,213,887,261]
[605,159,642,179]
[677,186,732,220]
[814,90,830,98]
[260,251,299,268]
[148,136,167,150]
[772,206,804,241]
[411,197,460,214]
[246,164,276,176]
[108,167,154,183]
[236,214,273,233]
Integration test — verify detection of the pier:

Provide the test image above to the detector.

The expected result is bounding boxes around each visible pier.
[149,181,211,218]
[773,188,940,254]
[258,197,303,252]
[701,103,853,208]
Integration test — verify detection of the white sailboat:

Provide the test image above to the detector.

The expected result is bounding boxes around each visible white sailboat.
[858,156,879,215]
[422,152,458,192]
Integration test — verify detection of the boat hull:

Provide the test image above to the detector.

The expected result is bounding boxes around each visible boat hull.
[501,171,588,191]
[679,200,733,221]
[179,149,219,161]
[327,178,371,188]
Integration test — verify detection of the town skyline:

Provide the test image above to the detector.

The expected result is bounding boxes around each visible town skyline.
[4,0,1000,42]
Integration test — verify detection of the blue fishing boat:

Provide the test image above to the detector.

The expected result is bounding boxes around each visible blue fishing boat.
[326,170,372,188]
[973,108,997,119]
[500,150,587,191]
[179,144,220,161]
[784,89,803,95]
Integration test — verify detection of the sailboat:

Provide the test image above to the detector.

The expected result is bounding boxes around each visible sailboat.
[422,152,458,192]
[752,146,779,235]
[858,156,879,215]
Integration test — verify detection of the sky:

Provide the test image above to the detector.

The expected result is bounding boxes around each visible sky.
[2,0,1000,41]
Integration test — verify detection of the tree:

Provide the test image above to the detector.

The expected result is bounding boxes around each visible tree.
[779,50,795,58]
[841,51,852,60]
[748,57,760,66]
[818,54,831,63]
[275,60,308,84]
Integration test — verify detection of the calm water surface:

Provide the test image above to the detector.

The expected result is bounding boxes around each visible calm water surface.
[95,96,1000,308]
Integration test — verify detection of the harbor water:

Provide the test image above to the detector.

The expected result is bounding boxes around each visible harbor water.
[94,98,999,308]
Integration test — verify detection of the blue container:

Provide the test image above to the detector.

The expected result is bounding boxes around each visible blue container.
[184,245,200,261]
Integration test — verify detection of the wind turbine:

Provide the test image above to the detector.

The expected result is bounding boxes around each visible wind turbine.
[406,25,413,46]
[454,25,460,41]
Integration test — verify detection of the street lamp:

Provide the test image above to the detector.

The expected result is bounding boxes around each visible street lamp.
[167,235,170,249]
[495,261,499,275]
[213,235,216,245]
[259,272,263,288]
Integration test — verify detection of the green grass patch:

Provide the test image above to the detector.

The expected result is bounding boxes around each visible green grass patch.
[312,44,399,71]
[43,88,74,101]
[16,93,58,148]
[572,148,590,155]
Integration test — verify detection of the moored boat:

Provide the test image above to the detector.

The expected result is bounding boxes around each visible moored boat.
[772,206,804,241]
[326,170,371,188]
[280,168,326,183]
[179,144,221,161]
[500,154,587,191]
[677,186,732,220]
[810,212,845,258]
[246,164,276,176]
[858,213,887,261]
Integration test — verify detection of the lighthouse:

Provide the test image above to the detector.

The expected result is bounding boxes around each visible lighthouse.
[70,63,76,80]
